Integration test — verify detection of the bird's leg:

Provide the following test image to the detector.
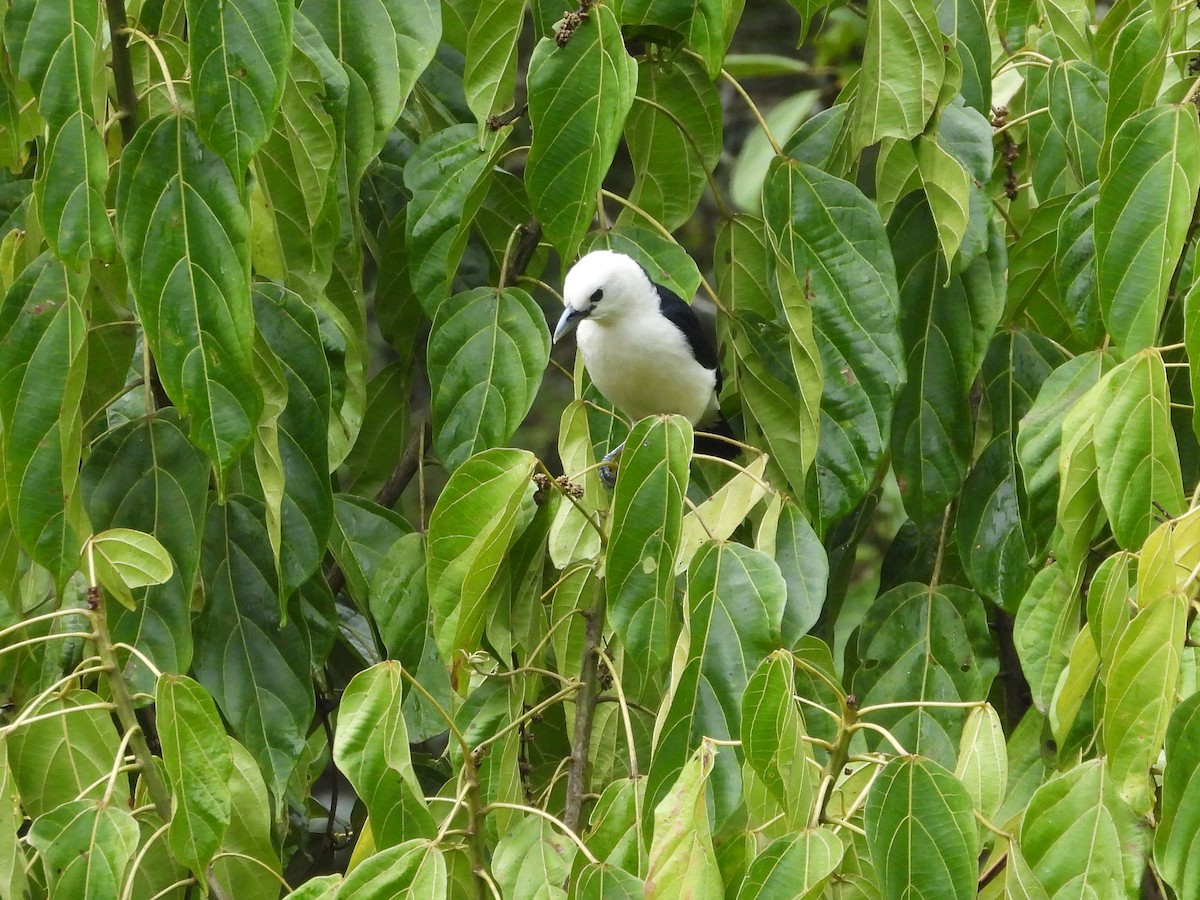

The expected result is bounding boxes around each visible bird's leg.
[598,441,625,489]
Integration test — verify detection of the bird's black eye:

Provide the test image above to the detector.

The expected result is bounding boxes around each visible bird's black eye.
[589,288,603,305]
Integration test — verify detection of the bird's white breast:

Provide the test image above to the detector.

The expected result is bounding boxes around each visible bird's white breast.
[576,308,717,425]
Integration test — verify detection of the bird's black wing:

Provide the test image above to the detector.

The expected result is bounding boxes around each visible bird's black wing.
[655,282,722,393]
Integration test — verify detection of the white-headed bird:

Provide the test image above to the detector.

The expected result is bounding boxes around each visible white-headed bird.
[552,250,735,483]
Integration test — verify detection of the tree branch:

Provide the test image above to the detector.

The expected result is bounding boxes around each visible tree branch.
[563,576,606,833]
[104,0,139,146]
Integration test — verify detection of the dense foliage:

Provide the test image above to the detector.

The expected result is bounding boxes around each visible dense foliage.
[2,0,1200,896]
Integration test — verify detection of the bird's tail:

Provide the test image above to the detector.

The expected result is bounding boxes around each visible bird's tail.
[693,416,741,460]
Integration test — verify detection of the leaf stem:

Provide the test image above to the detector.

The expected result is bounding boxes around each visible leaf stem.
[395,663,470,759]
[482,802,600,864]
[631,95,731,217]
[704,57,783,155]
[991,106,1049,135]
[975,809,1013,838]
[120,28,181,112]
[120,820,171,900]
[991,50,1052,77]
[0,607,94,642]
[0,631,96,657]
[857,699,986,716]
[473,683,582,754]
[848,721,910,756]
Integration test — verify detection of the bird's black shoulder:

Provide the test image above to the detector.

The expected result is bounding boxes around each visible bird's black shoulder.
[655,282,720,379]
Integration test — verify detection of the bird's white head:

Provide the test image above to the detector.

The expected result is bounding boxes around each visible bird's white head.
[553,250,655,342]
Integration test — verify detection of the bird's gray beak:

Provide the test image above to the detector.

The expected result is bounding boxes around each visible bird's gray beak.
[553,306,588,343]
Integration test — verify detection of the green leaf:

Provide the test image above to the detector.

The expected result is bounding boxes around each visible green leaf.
[493,815,577,898]
[250,13,346,298]
[1086,549,1135,670]
[957,332,1063,608]
[888,194,1003,520]
[6,0,114,264]
[428,286,550,470]
[759,498,828,645]
[252,283,334,595]
[678,454,771,575]
[1017,760,1148,897]
[621,0,734,79]
[1053,182,1103,346]
[0,737,26,900]
[761,159,904,525]
[851,583,997,767]
[624,55,723,232]
[646,741,724,899]
[116,115,261,486]
[1052,370,1109,573]
[864,756,976,900]
[915,135,972,268]
[1103,11,1165,157]
[334,662,435,848]
[194,497,314,799]
[1103,593,1186,815]
[337,839,447,898]
[300,0,439,179]
[605,416,691,696]
[1096,104,1200,356]
[1156,692,1200,898]
[1007,196,1076,347]
[6,689,124,819]
[1183,277,1200,444]
[463,0,524,125]
[658,541,786,827]
[81,412,210,692]
[526,3,637,258]
[852,0,945,152]
[1093,350,1184,549]
[27,800,139,899]
[186,0,291,176]
[0,253,86,587]
[89,528,174,610]
[580,777,645,872]
[427,448,536,666]
[328,494,410,610]
[734,827,843,900]
[209,737,285,898]
[156,674,233,874]
[741,650,813,830]
[1013,561,1081,713]
[716,215,815,498]
[1049,625,1099,751]
[954,702,1006,822]
[582,225,703,303]
[369,533,429,669]
[1047,61,1106,190]
[574,864,645,899]
[404,125,500,311]
[940,0,990,113]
